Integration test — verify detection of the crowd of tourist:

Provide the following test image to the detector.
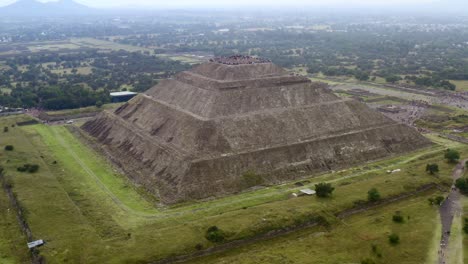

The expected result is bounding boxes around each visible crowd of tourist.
[210,55,271,65]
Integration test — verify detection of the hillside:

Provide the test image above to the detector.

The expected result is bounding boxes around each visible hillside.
[0,0,93,16]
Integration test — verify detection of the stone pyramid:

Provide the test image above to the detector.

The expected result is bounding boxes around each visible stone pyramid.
[83,56,431,204]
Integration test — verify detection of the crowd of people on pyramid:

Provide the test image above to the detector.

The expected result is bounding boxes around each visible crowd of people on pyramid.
[210,55,271,65]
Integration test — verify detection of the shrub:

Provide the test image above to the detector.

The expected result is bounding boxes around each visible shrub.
[195,243,203,250]
[425,163,439,175]
[463,218,468,234]
[455,178,468,195]
[17,164,40,173]
[434,196,445,205]
[392,212,404,223]
[315,182,335,198]
[388,233,400,245]
[445,149,460,163]
[3,126,8,132]
[367,188,381,202]
[315,215,331,228]
[4,145,14,151]
[361,258,376,264]
[205,226,225,243]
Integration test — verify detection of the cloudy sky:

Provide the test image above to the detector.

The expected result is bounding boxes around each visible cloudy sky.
[0,0,447,8]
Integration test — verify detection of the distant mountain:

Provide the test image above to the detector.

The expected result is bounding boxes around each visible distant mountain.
[0,0,93,16]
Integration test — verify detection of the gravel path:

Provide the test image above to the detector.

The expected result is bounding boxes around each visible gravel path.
[438,159,466,264]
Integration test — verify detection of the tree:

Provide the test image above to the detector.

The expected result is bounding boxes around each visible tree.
[17,164,40,173]
[4,145,14,151]
[95,100,103,108]
[434,196,445,205]
[425,164,439,175]
[315,183,335,198]
[392,212,404,223]
[367,188,381,202]
[205,226,225,243]
[445,149,460,163]
[388,233,400,245]
[455,178,468,195]
[385,75,401,84]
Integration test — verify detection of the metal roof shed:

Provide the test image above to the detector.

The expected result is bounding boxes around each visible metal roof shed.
[299,188,316,196]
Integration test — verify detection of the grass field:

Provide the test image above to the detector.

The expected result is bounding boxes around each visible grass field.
[44,102,123,117]
[462,169,468,264]
[51,66,93,75]
[0,186,30,264]
[188,193,441,264]
[0,115,466,263]
[450,80,468,92]
[70,37,154,54]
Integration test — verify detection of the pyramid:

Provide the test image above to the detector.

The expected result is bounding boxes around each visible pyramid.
[82,56,431,204]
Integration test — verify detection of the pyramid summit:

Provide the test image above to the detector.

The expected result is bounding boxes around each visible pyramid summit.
[83,57,431,204]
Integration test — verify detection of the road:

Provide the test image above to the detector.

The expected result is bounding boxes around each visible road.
[438,159,467,264]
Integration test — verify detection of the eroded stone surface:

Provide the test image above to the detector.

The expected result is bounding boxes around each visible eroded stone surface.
[82,60,431,204]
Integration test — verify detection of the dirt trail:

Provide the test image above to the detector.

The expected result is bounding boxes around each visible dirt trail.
[438,159,466,264]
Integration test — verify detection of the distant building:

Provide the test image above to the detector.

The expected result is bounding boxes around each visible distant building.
[110,91,138,103]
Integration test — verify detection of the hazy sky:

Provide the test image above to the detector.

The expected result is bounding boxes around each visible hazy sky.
[0,0,444,8]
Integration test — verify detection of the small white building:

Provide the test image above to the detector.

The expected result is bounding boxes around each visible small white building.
[27,239,44,249]
[299,188,316,196]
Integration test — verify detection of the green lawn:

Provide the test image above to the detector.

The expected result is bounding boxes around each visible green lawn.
[0,115,466,263]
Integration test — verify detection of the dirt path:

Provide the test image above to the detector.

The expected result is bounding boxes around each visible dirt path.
[438,159,466,264]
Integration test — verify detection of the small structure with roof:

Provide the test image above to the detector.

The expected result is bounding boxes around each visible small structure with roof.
[27,239,44,249]
[299,188,316,196]
[110,91,138,103]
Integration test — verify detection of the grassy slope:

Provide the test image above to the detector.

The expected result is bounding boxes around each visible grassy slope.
[188,194,441,264]
[0,187,30,264]
[0,115,466,263]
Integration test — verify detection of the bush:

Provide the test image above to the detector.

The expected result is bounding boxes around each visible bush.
[205,226,225,243]
[315,182,335,198]
[367,188,381,202]
[434,196,445,205]
[425,163,439,175]
[4,145,14,151]
[445,149,460,163]
[3,126,8,132]
[464,218,468,234]
[392,212,404,223]
[388,233,400,245]
[315,215,331,228]
[455,178,468,195]
[195,243,203,250]
[361,258,376,264]
[17,164,40,173]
